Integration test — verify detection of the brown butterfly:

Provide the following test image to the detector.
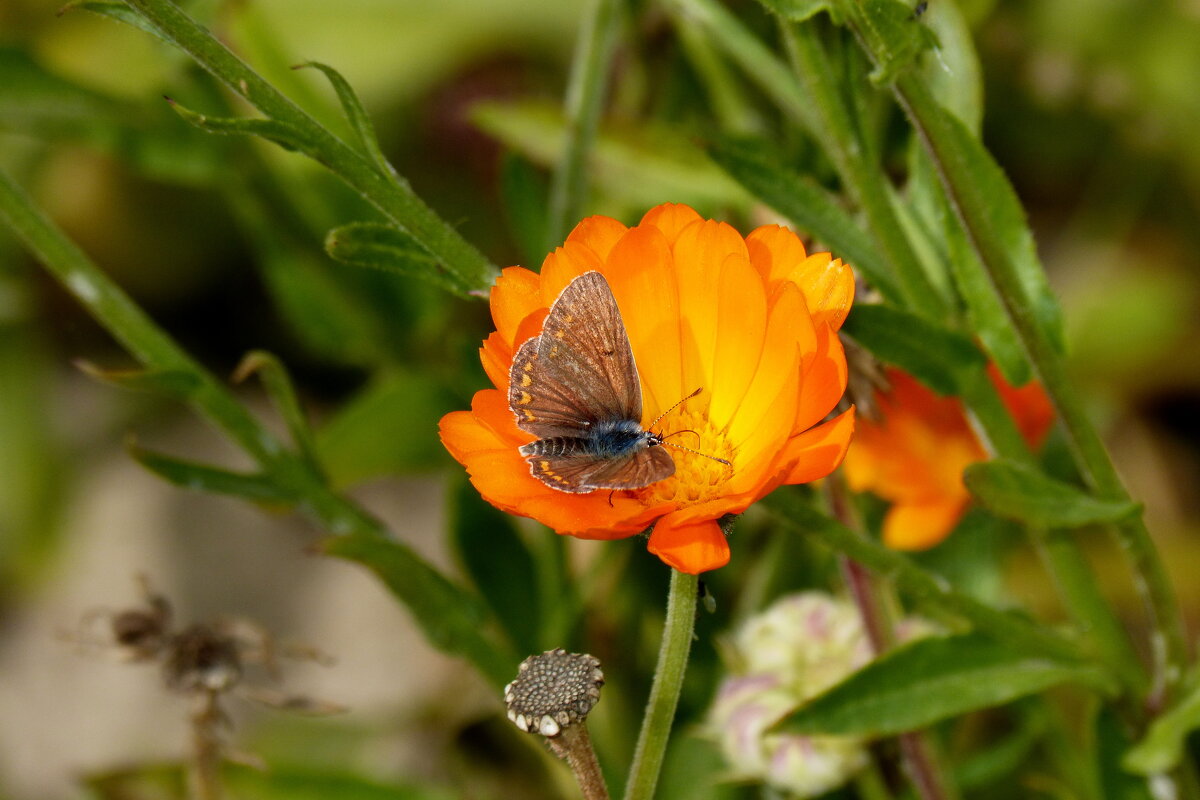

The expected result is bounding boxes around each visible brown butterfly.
[507,271,681,493]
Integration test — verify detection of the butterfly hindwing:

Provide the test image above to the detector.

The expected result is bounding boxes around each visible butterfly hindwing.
[527,445,674,493]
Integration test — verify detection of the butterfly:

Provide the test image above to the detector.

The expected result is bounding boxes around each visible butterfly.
[507,271,680,494]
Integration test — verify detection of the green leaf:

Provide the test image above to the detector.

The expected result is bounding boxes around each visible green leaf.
[751,0,830,22]
[917,0,982,131]
[842,302,984,395]
[471,99,752,214]
[908,146,1032,385]
[839,0,938,84]
[75,360,202,398]
[323,533,514,687]
[232,351,320,469]
[129,444,297,505]
[707,137,899,302]
[779,632,1114,738]
[167,98,314,153]
[65,0,172,41]
[916,98,1066,353]
[315,370,452,487]
[499,152,549,265]
[324,222,472,297]
[450,479,541,655]
[1123,675,1200,775]
[294,61,394,179]
[963,460,1141,528]
[222,763,457,800]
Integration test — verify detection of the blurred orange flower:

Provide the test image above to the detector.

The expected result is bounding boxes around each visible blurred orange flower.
[439,203,855,574]
[842,365,1054,550]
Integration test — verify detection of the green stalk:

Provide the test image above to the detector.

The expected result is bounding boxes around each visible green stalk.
[669,0,944,316]
[890,73,1186,706]
[622,569,698,800]
[120,0,498,296]
[546,0,621,248]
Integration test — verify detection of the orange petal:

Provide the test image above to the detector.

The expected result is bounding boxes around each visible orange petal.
[490,267,542,346]
[793,325,848,433]
[647,514,731,573]
[790,254,855,331]
[882,500,966,550]
[673,220,750,398]
[480,332,512,391]
[540,240,605,307]
[781,407,856,484]
[746,225,809,288]
[564,214,628,261]
[640,203,704,245]
[708,254,768,430]
[604,225,682,416]
[725,283,806,449]
[439,407,505,461]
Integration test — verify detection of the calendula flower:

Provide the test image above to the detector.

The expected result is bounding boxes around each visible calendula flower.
[707,592,934,796]
[439,203,855,574]
[842,365,1054,550]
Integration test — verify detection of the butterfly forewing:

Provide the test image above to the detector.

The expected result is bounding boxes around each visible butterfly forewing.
[509,272,642,438]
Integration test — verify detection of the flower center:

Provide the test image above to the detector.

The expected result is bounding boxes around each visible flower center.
[641,409,735,506]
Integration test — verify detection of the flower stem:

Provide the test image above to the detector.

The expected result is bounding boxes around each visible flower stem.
[119,0,498,296]
[890,73,1188,706]
[548,724,610,800]
[622,569,698,800]
[830,476,959,800]
[546,0,620,249]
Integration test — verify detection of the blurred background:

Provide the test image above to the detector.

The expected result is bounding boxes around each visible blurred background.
[0,0,1197,797]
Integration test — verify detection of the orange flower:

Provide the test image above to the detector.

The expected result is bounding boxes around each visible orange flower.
[439,203,856,574]
[842,365,1054,550]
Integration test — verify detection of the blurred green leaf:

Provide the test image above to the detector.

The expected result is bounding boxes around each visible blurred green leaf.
[752,0,830,22]
[232,351,320,469]
[129,444,297,505]
[842,302,985,394]
[1123,676,1200,775]
[499,152,549,265]
[707,137,899,301]
[471,99,752,214]
[295,61,393,179]
[963,459,1140,528]
[1097,708,1154,798]
[918,0,982,131]
[954,703,1046,791]
[779,633,1114,737]
[450,478,541,655]
[68,0,172,41]
[325,222,472,297]
[324,533,514,687]
[315,370,451,487]
[75,360,202,398]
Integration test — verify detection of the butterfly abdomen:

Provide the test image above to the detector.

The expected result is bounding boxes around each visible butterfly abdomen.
[519,419,651,460]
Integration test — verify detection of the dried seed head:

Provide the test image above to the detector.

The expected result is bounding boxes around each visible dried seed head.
[162,624,243,693]
[504,649,603,737]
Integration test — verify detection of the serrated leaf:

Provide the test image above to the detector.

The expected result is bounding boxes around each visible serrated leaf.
[779,633,1113,738]
[842,303,984,395]
[167,98,313,153]
[75,360,202,398]
[323,533,513,687]
[1123,674,1200,775]
[295,61,393,179]
[324,222,472,297]
[708,137,899,302]
[450,479,540,655]
[232,351,320,469]
[129,444,296,505]
[963,460,1140,528]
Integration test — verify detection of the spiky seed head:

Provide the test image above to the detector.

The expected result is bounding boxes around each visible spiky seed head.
[503,649,603,737]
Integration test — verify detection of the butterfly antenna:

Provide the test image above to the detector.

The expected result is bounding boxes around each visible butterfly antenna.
[661,438,732,468]
[663,429,702,449]
[648,387,703,432]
